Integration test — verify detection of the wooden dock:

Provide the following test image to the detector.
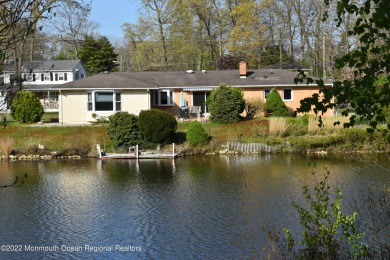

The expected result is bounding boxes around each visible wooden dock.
[97,144,178,160]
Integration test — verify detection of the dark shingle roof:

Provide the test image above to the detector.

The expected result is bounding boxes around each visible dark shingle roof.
[57,69,331,90]
[4,60,82,72]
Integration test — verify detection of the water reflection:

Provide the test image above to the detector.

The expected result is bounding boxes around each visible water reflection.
[0,154,389,259]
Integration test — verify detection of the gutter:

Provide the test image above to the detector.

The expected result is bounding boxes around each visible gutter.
[56,87,159,91]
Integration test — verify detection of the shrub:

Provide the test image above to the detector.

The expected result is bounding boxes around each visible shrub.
[286,116,309,136]
[107,112,142,149]
[10,91,44,122]
[245,98,265,119]
[207,83,245,123]
[138,109,177,144]
[186,121,209,146]
[266,88,289,117]
[283,168,368,259]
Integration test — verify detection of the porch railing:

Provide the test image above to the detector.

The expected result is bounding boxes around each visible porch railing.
[43,101,59,109]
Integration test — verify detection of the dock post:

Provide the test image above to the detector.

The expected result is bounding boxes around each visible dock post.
[136,145,139,159]
[96,144,101,158]
[172,143,175,157]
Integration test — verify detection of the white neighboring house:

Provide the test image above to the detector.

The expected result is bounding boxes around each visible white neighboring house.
[1,60,87,113]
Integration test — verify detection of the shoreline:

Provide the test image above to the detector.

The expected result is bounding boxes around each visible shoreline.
[1,146,388,161]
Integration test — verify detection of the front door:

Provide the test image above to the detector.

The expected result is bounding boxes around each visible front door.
[192,92,210,114]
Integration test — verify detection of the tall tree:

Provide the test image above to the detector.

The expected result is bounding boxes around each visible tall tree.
[78,35,118,75]
[140,0,171,69]
[46,0,97,59]
[187,0,219,69]
[227,0,266,68]
[0,0,58,112]
[297,0,390,131]
[123,17,167,71]
[271,0,297,63]
[167,0,202,70]
[0,0,56,61]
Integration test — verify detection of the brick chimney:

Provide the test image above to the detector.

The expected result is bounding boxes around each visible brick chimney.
[239,61,247,78]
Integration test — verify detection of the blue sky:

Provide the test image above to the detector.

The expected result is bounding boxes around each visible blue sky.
[89,0,140,39]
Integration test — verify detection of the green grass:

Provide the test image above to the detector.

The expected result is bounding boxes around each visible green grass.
[176,117,389,152]
[0,116,388,156]
[1,112,59,124]
[41,112,59,122]
[0,124,112,156]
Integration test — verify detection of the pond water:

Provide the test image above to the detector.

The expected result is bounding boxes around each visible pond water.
[0,154,389,259]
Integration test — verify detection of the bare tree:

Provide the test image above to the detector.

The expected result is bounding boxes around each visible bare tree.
[45,0,97,59]
[0,0,58,113]
[141,0,171,69]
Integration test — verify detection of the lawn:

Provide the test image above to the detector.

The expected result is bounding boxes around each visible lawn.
[0,123,111,156]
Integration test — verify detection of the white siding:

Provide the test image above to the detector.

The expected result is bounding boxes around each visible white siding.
[60,91,88,124]
[60,90,150,124]
[3,61,88,85]
[121,90,150,115]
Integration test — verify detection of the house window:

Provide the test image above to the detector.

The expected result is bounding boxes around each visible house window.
[95,92,113,111]
[75,71,79,80]
[55,73,58,81]
[50,73,53,81]
[58,73,64,80]
[64,73,67,81]
[116,93,121,111]
[43,92,58,102]
[23,74,27,80]
[88,92,120,111]
[41,74,44,81]
[283,89,293,101]
[154,89,173,106]
[87,93,93,111]
[264,89,271,100]
[32,74,36,81]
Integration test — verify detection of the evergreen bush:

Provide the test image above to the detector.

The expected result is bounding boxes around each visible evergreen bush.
[186,120,209,146]
[207,83,245,124]
[138,109,177,144]
[266,88,289,117]
[10,91,44,123]
[107,112,141,149]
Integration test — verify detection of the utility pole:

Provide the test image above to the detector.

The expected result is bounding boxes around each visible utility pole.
[323,35,326,80]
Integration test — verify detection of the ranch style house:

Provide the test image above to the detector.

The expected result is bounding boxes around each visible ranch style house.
[53,61,333,124]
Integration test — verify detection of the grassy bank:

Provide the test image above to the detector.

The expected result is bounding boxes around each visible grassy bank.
[179,117,390,153]
[0,124,111,157]
[0,116,389,158]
